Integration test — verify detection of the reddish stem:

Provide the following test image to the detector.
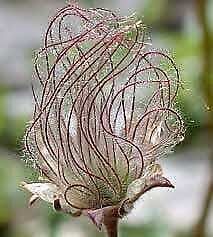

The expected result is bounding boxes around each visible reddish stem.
[103,207,119,237]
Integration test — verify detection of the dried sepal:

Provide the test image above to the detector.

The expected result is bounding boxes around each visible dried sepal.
[83,208,105,230]
[20,182,60,204]
[126,163,174,202]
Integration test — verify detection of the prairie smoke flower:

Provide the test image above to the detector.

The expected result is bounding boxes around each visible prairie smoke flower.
[21,4,184,236]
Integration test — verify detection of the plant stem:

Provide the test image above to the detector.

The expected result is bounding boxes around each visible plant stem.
[103,207,119,237]
[192,168,213,237]
[104,217,118,237]
[193,0,213,237]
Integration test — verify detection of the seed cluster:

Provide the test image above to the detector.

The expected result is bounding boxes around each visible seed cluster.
[24,4,184,212]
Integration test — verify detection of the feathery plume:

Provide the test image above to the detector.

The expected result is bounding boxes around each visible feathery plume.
[21,4,185,236]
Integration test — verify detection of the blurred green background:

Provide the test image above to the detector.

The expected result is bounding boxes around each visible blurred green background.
[0,0,212,237]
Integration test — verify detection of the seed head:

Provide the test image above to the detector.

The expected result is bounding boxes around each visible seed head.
[21,4,185,231]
